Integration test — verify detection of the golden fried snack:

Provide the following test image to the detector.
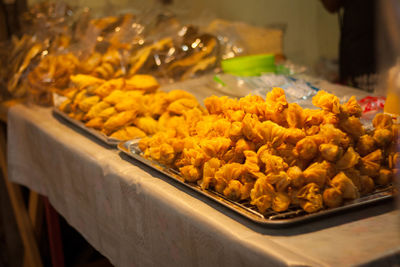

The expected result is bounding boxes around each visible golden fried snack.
[114,91,144,112]
[70,74,105,90]
[331,172,359,200]
[167,98,200,115]
[359,149,382,177]
[78,95,100,113]
[223,180,243,201]
[166,89,197,103]
[180,165,201,182]
[287,166,304,188]
[336,147,360,170]
[94,78,125,98]
[312,90,340,114]
[303,161,333,188]
[356,135,376,156]
[340,96,362,117]
[373,128,393,147]
[125,74,159,93]
[250,176,275,213]
[272,192,291,212]
[98,107,117,120]
[110,126,146,141]
[214,163,244,193]
[103,110,137,135]
[376,168,392,186]
[319,143,343,162]
[201,158,221,190]
[339,116,365,139]
[297,183,323,213]
[102,90,125,105]
[295,137,318,160]
[59,99,72,113]
[372,113,393,129]
[85,117,104,130]
[134,116,159,135]
[323,187,343,208]
[84,101,111,121]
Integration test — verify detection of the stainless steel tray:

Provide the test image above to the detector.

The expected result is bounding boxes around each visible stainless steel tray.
[118,139,396,227]
[53,108,120,146]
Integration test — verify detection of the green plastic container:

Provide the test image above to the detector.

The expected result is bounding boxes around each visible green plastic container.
[221,54,276,76]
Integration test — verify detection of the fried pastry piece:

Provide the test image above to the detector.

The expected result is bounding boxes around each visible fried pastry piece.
[70,74,105,90]
[331,172,359,199]
[223,180,243,201]
[287,166,304,188]
[167,98,200,115]
[59,99,72,113]
[243,150,260,174]
[256,120,287,147]
[340,96,362,117]
[388,152,399,169]
[258,149,288,174]
[336,147,360,170]
[103,90,125,105]
[114,91,144,112]
[240,114,260,143]
[78,95,100,113]
[214,163,244,194]
[376,168,392,186]
[303,161,334,188]
[356,135,376,156]
[180,165,201,182]
[359,149,382,177]
[312,90,340,114]
[166,89,196,103]
[109,126,146,141]
[125,74,159,93]
[372,113,393,129]
[339,116,365,139]
[200,137,231,158]
[134,116,159,135]
[323,187,343,208]
[319,143,343,162]
[286,103,305,128]
[297,183,323,213]
[272,192,291,212]
[84,101,110,121]
[94,78,125,98]
[359,175,375,195]
[85,117,104,130]
[283,128,306,145]
[373,128,393,147]
[266,171,291,192]
[250,176,275,213]
[98,107,117,120]
[103,110,137,135]
[343,168,362,191]
[201,158,221,190]
[295,137,317,160]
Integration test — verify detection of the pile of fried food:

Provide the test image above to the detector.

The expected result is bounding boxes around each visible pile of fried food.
[58,74,203,141]
[138,88,399,214]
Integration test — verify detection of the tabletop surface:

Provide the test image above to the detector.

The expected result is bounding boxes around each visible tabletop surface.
[6,79,400,267]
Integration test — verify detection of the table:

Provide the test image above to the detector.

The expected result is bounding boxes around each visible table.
[7,96,400,266]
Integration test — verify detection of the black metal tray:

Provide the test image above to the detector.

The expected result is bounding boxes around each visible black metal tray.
[53,108,120,146]
[118,139,395,227]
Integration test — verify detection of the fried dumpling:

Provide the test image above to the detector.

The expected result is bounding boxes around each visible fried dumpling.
[125,74,159,93]
[110,126,146,141]
[103,110,137,135]
[297,183,323,213]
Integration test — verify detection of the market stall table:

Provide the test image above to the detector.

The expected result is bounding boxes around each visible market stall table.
[7,83,400,266]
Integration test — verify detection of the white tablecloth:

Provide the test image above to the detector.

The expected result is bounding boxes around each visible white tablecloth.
[7,83,400,266]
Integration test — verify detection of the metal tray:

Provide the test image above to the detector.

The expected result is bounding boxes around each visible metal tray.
[118,139,396,227]
[53,108,120,146]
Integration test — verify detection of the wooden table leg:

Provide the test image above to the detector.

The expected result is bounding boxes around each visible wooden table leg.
[23,191,44,267]
[43,197,65,267]
[0,125,43,266]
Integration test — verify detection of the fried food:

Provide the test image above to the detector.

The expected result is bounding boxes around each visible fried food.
[297,183,323,213]
[103,110,137,135]
[110,126,146,141]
